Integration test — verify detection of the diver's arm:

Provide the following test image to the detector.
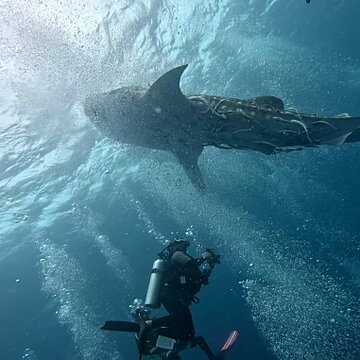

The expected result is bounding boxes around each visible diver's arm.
[172,250,220,286]
[171,251,194,265]
[171,250,219,267]
[171,252,210,274]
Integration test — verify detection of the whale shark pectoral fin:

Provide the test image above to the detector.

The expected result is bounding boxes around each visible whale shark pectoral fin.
[247,96,285,110]
[253,141,278,155]
[172,146,206,192]
[145,65,189,104]
[344,128,360,144]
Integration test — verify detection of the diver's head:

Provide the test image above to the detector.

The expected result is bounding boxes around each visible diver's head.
[169,238,190,253]
[158,238,190,260]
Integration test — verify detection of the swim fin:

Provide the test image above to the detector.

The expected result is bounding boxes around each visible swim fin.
[218,330,239,358]
[101,320,140,333]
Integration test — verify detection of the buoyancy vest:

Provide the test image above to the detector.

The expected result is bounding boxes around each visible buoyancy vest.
[162,258,205,298]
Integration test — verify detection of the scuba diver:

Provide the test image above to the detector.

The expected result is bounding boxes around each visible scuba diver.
[101,239,239,359]
[143,239,220,341]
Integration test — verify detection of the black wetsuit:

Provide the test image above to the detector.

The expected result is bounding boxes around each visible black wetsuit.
[152,286,195,339]
[151,250,208,340]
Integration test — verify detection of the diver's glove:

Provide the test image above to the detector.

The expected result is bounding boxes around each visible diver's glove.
[202,248,221,268]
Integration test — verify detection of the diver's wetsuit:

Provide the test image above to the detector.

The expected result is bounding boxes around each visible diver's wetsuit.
[150,250,207,340]
[152,286,195,339]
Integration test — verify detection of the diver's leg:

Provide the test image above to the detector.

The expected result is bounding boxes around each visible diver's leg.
[150,288,195,340]
[150,315,186,339]
[191,336,219,360]
[151,312,194,340]
[151,287,195,340]
[161,288,195,340]
[151,315,173,328]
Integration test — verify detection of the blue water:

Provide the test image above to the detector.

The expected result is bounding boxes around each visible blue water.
[1,0,360,359]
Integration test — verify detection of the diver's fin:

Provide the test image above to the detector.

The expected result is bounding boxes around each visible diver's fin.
[247,96,285,110]
[145,65,189,104]
[135,319,152,360]
[101,320,140,333]
[172,146,206,192]
[218,330,239,358]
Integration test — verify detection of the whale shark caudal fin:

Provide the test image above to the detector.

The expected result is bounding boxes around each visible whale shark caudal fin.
[172,146,206,192]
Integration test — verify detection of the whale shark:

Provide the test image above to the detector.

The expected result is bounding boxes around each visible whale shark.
[84,65,360,190]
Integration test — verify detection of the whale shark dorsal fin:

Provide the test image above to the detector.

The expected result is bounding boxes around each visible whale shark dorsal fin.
[335,113,351,118]
[248,96,285,110]
[145,65,189,102]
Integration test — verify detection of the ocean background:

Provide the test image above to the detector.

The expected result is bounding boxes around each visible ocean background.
[1,0,360,359]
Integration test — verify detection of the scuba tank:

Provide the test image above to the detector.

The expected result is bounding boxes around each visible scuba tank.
[144,259,167,308]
